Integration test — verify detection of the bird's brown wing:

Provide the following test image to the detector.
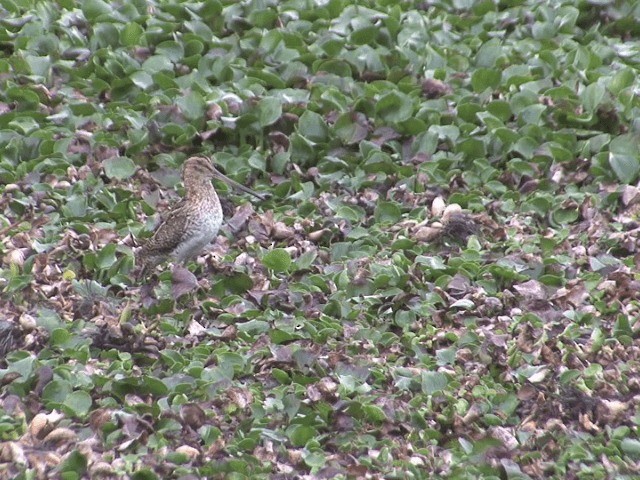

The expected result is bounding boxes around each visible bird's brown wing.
[137,199,191,259]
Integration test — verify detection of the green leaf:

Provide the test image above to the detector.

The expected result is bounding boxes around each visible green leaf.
[237,320,270,335]
[421,371,449,394]
[487,100,511,121]
[142,55,173,73]
[262,249,292,272]
[287,419,310,442]
[298,110,328,142]
[131,71,153,89]
[9,116,40,134]
[471,68,501,92]
[375,90,414,123]
[249,9,278,28]
[363,404,386,423]
[165,452,189,464]
[42,379,71,403]
[60,451,88,476]
[295,250,317,270]
[614,314,633,341]
[351,26,379,45]
[335,205,366,222]
[131,469,159,480]
[334,112,368,144]
[609,134,640,184]
[50,328,72,347]
[103,156,136,180]
[64,391,92,417]
[199,0,223,19]
[5,87,40,106]
[621,438,640,458]
[302,450,326,469]
[141,376,170,395]
[436,347,457,366]
[156,41,185,63]
[270,329,299,344]
[374,201,401,224]
[94,23,120,48]
[581,82,605,113]
[96,244,117,269]
[289,133,317,165]
[120,22,143,46]
[475,38,502,67]
[258,97,282,127]
[272,368,290,384]
[551,207,579,225]
[4,355,36,380]
[608,68,634,95]
[81,0,112,20]
[225,273,253,294]
[177,91,205,121]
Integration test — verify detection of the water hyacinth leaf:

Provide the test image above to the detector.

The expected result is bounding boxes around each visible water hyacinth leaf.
[374,201,402,224]
[609,134,640,183]
[96,244,118,269]
[237,320,270,336]
[225,273,254,294]
[262,248,292,272]
[61,451,88,476]
[81,0,112,20]
[130,469,158,480]
[5,87,40,106]
[334,112,368,144]
[289,133,317,164]
[608,68,634,95]
[258,97,282,127]
[581,82,605,113]
[471,68,501,91]
[103,156,137,180]
[295,250,317,270]
[298,110,329,142]
[156,41,185,63]
[363,404,386,423]
[421,371,449,394]
[287,424,316,447]
[120,22,144,46]
[143,55,173,73]
[303,450,326,469]
[177,90,205,121]
[614,314,633,343]
[130,71,153,89]
[63,390,93,417]
[3,0,639,475]
[621,438,640,457]
[375,90,414,123]
[42,379,72,403]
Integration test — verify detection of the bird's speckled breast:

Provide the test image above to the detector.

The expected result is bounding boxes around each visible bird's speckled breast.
[171,201,223,263]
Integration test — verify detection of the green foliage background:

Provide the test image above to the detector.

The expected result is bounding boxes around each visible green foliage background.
[1,0,640,478]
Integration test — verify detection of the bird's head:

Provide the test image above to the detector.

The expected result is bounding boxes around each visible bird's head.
[183,156,217,178]
[182,156,268,201]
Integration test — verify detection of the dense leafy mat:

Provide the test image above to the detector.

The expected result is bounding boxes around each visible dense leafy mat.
[2,0,640,478]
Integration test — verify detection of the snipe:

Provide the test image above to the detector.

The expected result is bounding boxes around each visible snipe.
[136,156,264,278]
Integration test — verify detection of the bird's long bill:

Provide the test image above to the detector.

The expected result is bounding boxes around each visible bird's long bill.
[212,168,268,201]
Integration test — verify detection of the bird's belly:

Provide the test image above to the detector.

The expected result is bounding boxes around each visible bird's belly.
[172,215,222,263]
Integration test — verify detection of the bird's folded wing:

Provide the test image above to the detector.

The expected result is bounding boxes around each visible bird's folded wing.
[139,202,192,257]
